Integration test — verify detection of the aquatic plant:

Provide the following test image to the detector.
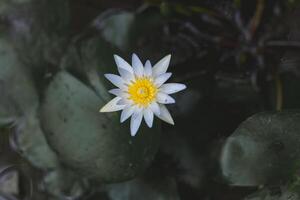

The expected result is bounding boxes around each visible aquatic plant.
[0,0,300,199]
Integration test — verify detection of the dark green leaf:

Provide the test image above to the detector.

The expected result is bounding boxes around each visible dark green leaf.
[221,111,300,186]
[41,71,161,183]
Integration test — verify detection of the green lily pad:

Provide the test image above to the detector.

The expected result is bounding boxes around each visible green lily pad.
[3,0,69,67]
[60,36,117,101]
[244,187,299,200]
[0,89,18,126]
[93,11,134,52]
[0,35,38,126]
[41,71,161,183]
[220,110,300,186]
[41,168,88,199]
[0,34,58,170]
[107,177,180,200]
[91,9,173,64]
[93,10,162,53]
[14,110,59,169]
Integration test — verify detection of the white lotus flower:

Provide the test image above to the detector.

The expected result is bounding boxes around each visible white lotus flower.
[100,53,186,136]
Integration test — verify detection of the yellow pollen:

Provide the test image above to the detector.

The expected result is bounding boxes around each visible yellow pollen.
[127,77,157,107]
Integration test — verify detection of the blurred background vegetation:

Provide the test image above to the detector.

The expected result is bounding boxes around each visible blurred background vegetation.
[1,0,300,199]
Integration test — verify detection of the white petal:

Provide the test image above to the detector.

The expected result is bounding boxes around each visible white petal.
[132,53,144,77]
[152,54,171,77]
[149,102,160,115]
[114,54,133,74]
[144,60,152,77]
[143,108,154,128]
[120,92,130,99]
[154,73,172,87]
[104,74,125,89]
[120,105,136,123]
[108,88,122,96]
[100,97,125,112]
[156,92,175,104]
[156,104,174,125]
[130,111,143,136]
[118,98,132,105]
[110,90,130,101]
[160,83,187,94]
[118,68,134,82]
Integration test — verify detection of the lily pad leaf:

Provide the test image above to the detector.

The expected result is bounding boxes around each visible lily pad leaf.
[13,110,59,169]
[221,110,300,186]
[244,187,299,200]
[0,35,38,126]
[41,71,160,183]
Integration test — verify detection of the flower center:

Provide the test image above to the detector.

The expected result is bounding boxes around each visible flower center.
[127,77,157,107]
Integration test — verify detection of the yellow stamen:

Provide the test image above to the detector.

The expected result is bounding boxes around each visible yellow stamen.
[127,77,157,107]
